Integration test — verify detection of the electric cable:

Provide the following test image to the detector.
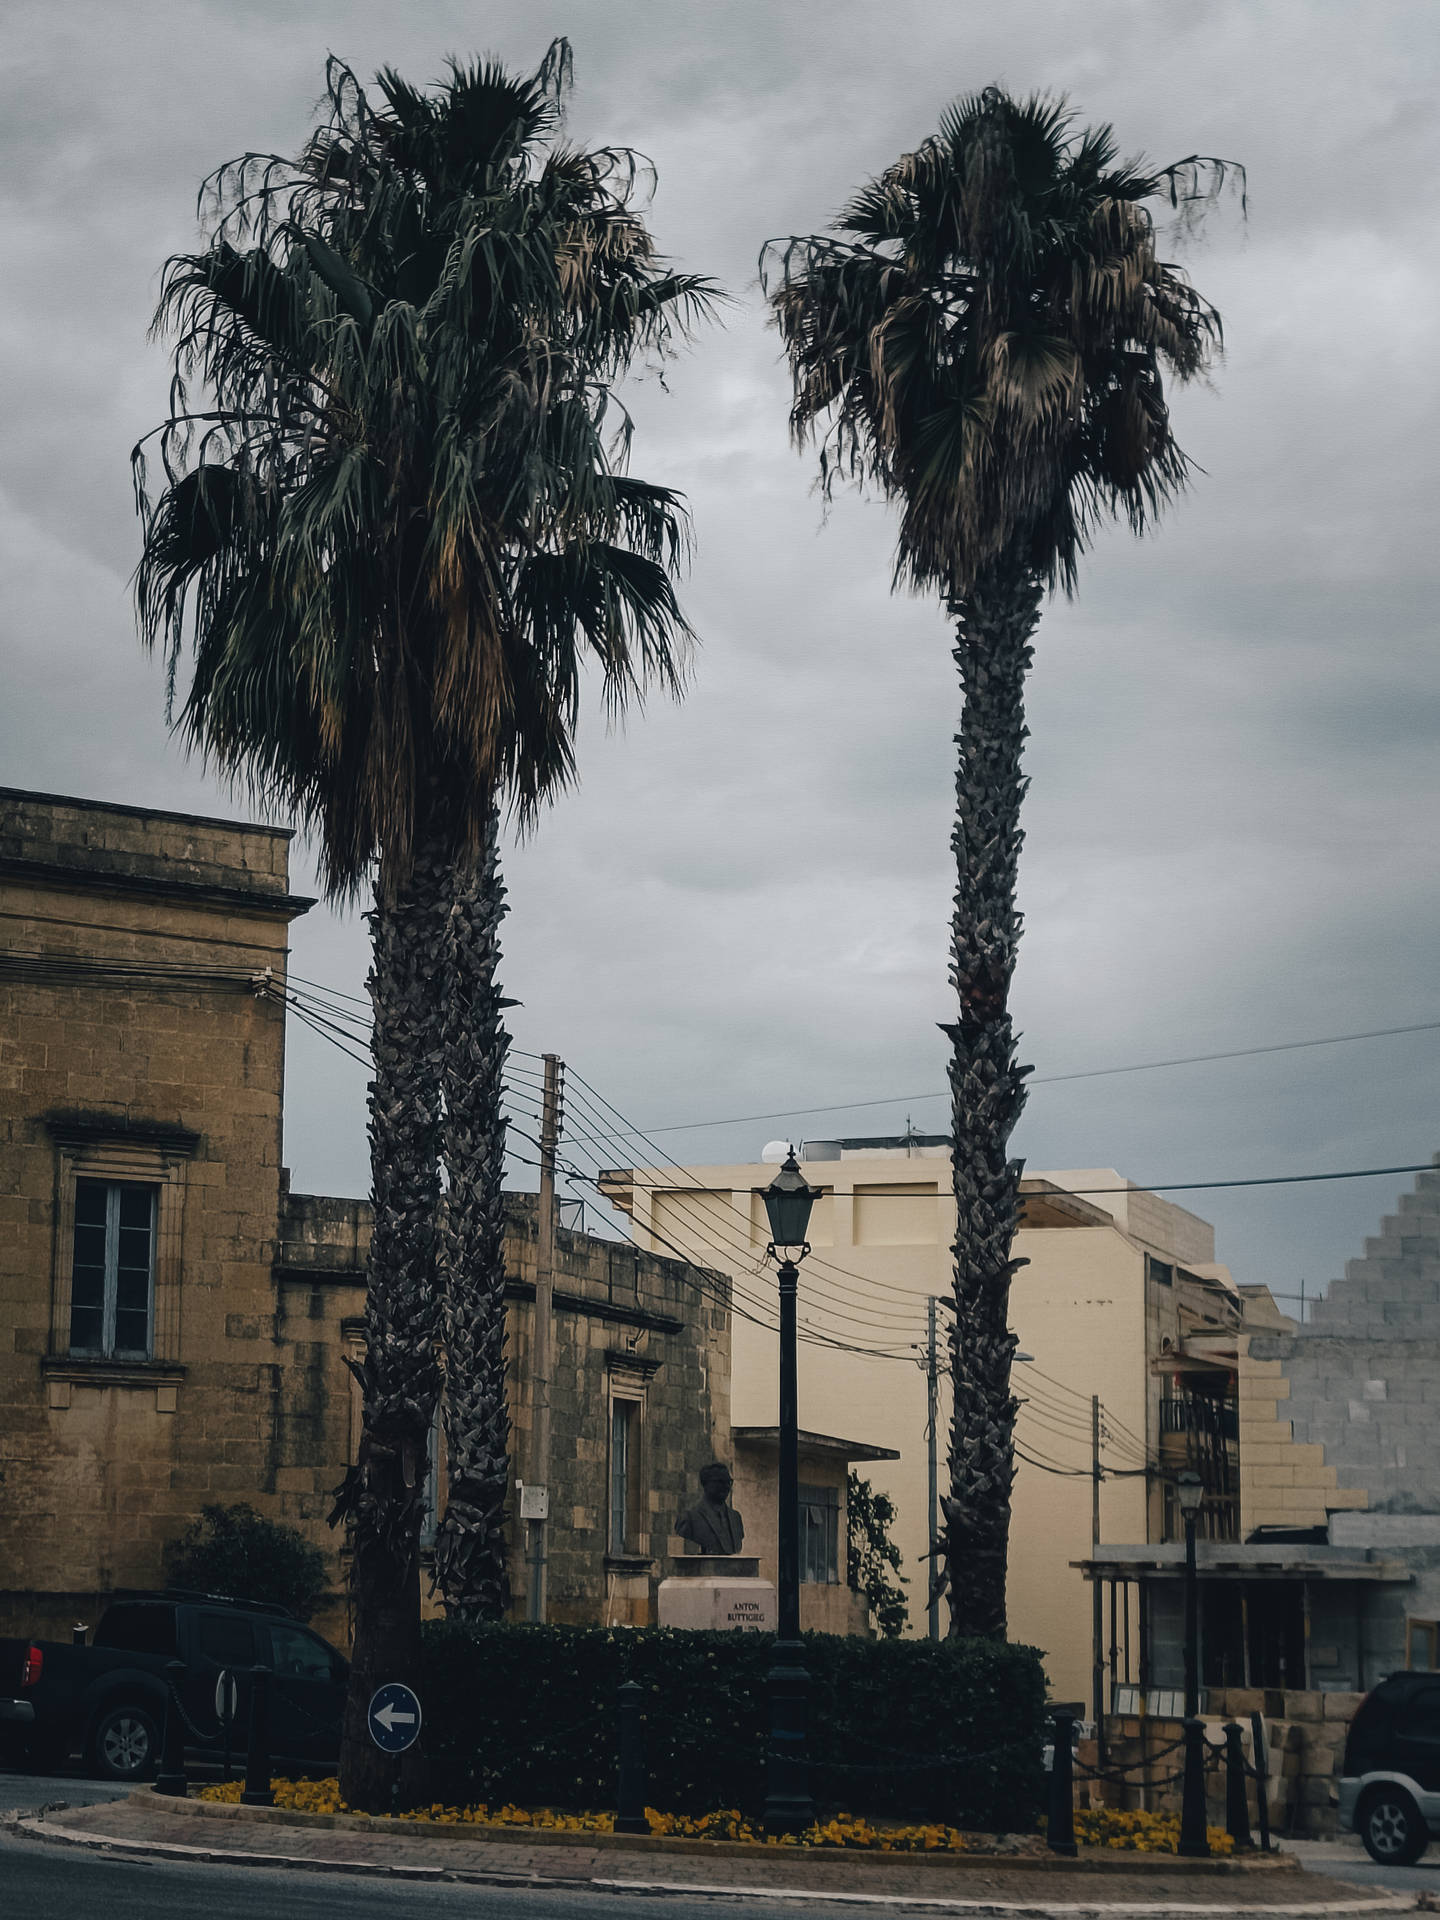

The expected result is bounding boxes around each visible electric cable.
[560,1068,942,1315]
[632,1015,1440,1135]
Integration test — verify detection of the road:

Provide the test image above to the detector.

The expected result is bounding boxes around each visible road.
[0,1767,831,1919]
[1288,1834,1440,1898]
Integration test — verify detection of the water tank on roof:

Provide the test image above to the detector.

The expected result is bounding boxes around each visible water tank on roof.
[801,1140,843,1161]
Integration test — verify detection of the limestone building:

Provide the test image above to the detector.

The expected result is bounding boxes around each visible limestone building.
[0,788,732,1643]
[600,1140,1244,1702]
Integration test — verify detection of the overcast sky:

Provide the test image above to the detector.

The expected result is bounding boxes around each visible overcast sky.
[5,0,1438,1318]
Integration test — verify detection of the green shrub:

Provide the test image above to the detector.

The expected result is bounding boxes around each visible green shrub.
[420,1621,1044,1829]
[162,1502,329,1621]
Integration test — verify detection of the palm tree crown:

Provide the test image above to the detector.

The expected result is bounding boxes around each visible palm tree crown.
[769,88,1235,597]
[136,41,716,892]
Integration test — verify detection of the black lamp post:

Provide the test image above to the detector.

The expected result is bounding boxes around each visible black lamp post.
[1176,1469,1210,1858]
[760,1149,822,1835]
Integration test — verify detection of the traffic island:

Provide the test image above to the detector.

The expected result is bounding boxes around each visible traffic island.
[5,1789,1419,1913]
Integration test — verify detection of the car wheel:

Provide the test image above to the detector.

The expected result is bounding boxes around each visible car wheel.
[90,1703,161,1782]
[1359,1786,1429,1866]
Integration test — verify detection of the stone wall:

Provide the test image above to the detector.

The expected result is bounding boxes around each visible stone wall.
[1,788,737,1648]
[1095,1689,1358,1837]
[0,788,311,1640]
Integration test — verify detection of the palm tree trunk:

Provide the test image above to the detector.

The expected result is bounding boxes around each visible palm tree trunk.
[333,825,447,1810]
[942,558,1042,1640]
[432,798,513,1619]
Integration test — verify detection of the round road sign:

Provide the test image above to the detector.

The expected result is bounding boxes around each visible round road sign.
[367,1682,422,1753]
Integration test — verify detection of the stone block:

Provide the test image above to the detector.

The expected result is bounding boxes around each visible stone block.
[1322,1691,1364,1722]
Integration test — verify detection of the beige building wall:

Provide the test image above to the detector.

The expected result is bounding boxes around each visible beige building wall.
[0,789,315,1636]
[609,1151,1226,1704]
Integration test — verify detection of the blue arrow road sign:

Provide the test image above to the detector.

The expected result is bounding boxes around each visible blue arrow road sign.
[367,1682,422,1753]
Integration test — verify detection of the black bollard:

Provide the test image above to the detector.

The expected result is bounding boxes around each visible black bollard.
[72,1624,88,1647]
[241,1664,274,1807]
[154,1660,189,1797]
[1250,1711,1272,1853]
[1045,1713,1078,1857]
[615,1679,648,1836]
[1177,1717,1210,1857]
[1224,1722,1254,1849]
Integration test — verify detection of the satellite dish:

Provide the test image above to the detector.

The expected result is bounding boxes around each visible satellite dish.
[760,1140,791,1164]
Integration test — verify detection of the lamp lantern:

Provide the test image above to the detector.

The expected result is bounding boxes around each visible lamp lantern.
[1176,1470,1205,1520]
[761,1151,821,1252]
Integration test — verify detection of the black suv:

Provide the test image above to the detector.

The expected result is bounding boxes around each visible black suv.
[0,1591,347,1781]
[1339,1672,1440,1864]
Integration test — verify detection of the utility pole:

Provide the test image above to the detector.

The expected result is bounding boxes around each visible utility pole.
[527,1052,562,1624]
[1092,1394,1105,1759]
[926,1297,940,1642]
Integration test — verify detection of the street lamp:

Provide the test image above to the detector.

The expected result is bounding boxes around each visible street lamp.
[1175,1469,1209,1858]
[760,1149,822,1835]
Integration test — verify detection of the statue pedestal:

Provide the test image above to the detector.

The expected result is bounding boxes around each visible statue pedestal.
[657,1555,777,1632]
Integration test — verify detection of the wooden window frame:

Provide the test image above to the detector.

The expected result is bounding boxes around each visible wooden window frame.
[49,1132,191,1368]
[607,1383,646,1561]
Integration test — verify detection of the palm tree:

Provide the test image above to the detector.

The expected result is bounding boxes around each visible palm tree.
[768,90,1235,1638]
[134,42,712,1803]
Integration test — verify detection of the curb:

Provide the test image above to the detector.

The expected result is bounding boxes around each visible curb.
[122,1787,1300,1875]
[8,1810,1419,1915]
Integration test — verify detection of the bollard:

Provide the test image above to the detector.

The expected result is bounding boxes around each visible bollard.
[1224,1722,1254,1849]
[1045,1712,1078,1857]
[615,1679,648,1836]
[241,1664,274,1807]
[72,1624,88,1647]
[154,1659,189,1797]
[1250,1711,1272,1853]
[1176,1717,1210,1858]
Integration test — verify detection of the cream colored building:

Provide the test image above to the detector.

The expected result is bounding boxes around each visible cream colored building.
[601,1138,1241,1704]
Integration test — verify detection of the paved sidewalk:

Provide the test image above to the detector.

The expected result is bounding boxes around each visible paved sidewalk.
[3,1789,1421,1914]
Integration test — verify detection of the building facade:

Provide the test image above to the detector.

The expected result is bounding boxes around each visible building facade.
[0,788,738,1645]
[601,1139,1240,1703]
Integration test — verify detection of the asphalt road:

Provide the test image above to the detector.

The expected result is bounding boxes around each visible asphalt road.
[0,1764,132,1814]
[0,1825,850,1920]
[1287,1834,1440,1897]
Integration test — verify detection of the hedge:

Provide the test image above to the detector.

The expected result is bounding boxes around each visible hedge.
[420,1621,1045,1829]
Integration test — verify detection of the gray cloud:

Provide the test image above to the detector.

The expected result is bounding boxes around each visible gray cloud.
[4,0,1438,1316]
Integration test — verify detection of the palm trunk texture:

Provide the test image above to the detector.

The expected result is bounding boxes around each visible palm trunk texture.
[432,800,513,1619]
[333,828,448,1810]
[942,560,1043,1641]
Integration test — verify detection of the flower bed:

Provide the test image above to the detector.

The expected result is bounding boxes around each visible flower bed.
[198,1778,985,1850]
[1070,1807,1235,1855]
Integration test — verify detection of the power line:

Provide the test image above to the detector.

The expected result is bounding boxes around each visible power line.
[631,1017,1440,1135]
[558,1069,935,1320]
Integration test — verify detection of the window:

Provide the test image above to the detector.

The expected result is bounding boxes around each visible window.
[93,1603,178,1655]
[47,1122,193,1374]
[269,1623,340,1682]
[609,1397,642,1556]
[800,1482,839,1584]
[69,1179,156,1358]
[197,1612,256,1669]
[1408,1621,1440,1671]
[1146,1255,1174,1288]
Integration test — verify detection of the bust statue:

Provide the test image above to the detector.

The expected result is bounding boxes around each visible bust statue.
[675,1462,744,1556]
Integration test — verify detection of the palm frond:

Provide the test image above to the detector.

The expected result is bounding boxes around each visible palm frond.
[767,83,1237,598]
[135,42,716,897]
